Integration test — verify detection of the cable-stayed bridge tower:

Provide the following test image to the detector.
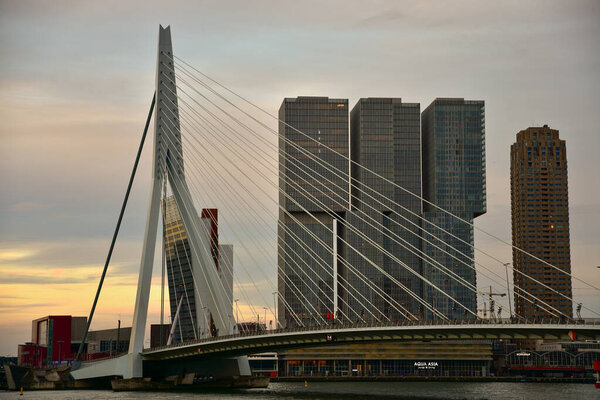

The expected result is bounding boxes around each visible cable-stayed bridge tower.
[72,25,248,380]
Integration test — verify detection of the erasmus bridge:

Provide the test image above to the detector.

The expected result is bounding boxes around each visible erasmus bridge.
[69,26,600,382]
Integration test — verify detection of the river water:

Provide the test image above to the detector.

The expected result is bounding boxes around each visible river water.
[0,382,597,400]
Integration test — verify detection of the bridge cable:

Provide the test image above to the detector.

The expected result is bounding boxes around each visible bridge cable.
[166,72,528,322]
[159,85,390,324]
[171,77,560,322]
[162,64,586,321]
[169,106,375,325]
[75,93,155,362]
[172,55,599,298]
[173,56,600,291]
[156,91,236,335]
[168,62,594,319]
[162,77,478,321]
[163,82,468,322]
[162,65,588,322]
[160,179,166,346]
[161,184,199,341]
[158,90,413,324]
[165,71,483,320]
[159,88,424,322]
[157,73,439,322]
[158,108,286,328]
[159,122,306,330]
[162,79,458,321]
[160,112,320,327]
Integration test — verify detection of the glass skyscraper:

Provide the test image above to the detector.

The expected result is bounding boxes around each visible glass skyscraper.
[421,98,486,319]
[163,196,197,343]
[162,196,234,342]
[348,98,422,321]
[278,97,349,328]
[277,96,485,324]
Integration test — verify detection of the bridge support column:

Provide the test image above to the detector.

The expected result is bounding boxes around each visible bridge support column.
[126,174,162,378]
[125,24,236,379]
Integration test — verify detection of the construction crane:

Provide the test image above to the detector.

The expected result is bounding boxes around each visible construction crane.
[478,286,506,321]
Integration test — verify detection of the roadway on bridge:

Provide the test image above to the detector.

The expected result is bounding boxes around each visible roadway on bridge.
[142,322,600,361]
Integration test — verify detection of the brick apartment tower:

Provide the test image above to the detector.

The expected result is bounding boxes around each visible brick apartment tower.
[510,125,573,320]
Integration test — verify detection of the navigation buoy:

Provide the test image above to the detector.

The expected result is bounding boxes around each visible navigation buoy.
[304,380,308,388]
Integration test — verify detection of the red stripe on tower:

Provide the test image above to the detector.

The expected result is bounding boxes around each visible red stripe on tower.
[201,208,219,270]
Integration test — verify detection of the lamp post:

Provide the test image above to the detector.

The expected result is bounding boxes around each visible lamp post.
[57,340,64,365]
[272,292,278,327]
[263,307,268,331]
[503,263,513,318]
[201,306,208,337]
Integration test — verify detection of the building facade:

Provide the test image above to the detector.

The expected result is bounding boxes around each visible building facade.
[86,326,131,358]
[421,98,486,319]
[17,315,127,366]
[163,196,234,342]
[277,96,486,324]
[278,96,349,327]
[277,341,492,377]
[163,196,198,343]
[510,125,572,319]
[348,98,422,320]
[20,315,87,366]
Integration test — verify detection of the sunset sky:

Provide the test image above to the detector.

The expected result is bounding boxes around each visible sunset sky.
[1,1,599,356]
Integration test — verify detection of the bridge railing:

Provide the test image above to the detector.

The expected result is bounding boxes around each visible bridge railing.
[144,318,599,353]
[79,351,128,364]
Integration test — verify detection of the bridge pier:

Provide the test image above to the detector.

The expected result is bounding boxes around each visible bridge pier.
[71,353,254,390]
[144,356,251,382]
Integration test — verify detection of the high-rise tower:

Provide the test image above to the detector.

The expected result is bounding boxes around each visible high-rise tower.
[510,125,572,319]
[278,97,349,327]
[421,98,486,319]
[348,98,422,320]
[162,196,197,343]
[163,197,234,342]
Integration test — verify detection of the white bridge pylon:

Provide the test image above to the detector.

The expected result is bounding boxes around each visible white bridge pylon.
[127,25,237,379]
[72,26,237,380]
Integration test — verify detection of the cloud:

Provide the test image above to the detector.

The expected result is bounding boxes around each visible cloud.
[0,249,36,262]
[8,202,54,212]
[358,9,406,26]
[0,303,61,312]
[0,272,95,285]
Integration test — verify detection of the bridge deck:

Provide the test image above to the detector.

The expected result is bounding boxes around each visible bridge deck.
[142,321,600,360]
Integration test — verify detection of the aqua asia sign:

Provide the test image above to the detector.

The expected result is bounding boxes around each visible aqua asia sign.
[414,361,438,370]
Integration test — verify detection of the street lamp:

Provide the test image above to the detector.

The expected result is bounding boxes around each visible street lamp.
[201,306,209,337]
[57,340,64,364]
[272,292,278,327]
[263,307,268,331]
[503,263,513,318]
